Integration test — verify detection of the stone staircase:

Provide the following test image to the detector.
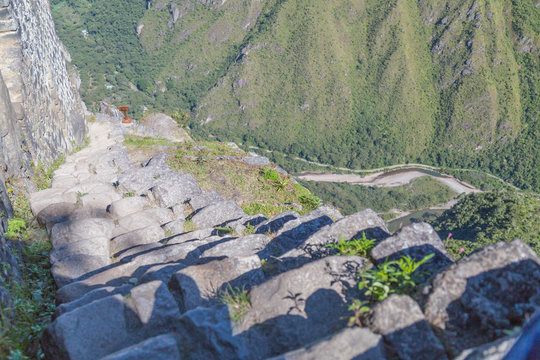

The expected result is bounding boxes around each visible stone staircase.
[30,117,540,359]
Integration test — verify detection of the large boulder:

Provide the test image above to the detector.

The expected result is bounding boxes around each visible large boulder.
[238,256,371,358]
[168,256,264,312]
[190,200,245,229]
[100,334,181,360]
[151,173,202,208]
[268,327,386,360]
[108,196,151,219]
[370,222,454,275]
[422,240,540,357]
[189,191,225,211]
[201,234,270,258]
[111,225,165,255]
[50,217,115,247]
[366,294,447,360]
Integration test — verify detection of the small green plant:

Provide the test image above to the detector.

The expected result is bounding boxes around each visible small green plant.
[358,253,434,301]
[325,232,375,257]
[219,284,251,323]
[243,223,256,235]
[122,191,136,198]
[348,299,371,327]
[4,218,27,240]
[183,220,197,233]
[215,226,236,236]
[298,194,322,211]
[33,154,65,190]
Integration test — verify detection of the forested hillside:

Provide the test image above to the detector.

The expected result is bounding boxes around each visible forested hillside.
[50,0,539,191]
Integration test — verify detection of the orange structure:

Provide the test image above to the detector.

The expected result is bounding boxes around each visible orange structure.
[118,106,132,124]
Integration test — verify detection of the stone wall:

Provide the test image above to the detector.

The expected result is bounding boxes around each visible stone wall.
[0,0,86,177]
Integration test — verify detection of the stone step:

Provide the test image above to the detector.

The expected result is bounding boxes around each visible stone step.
[0,7,11,21]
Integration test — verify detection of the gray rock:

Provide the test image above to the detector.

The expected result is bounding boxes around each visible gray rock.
[36,202,78,226]
[422,240,540,357]
[80,192,122,210]
[166,228,216,245]
[224,214,267,234]
[100,334,181,360]
[140,113,191,142]
[54,284,133,318]
[42,295,131,360]
[50,237,109,264]
[116,166,172,195]
[366,294,447,360]
[188,190,224,211]
[310,204,344,221]
[255,211,300,235]
[128,280,182,336]
[239,256,370,358]
[503,309,540,360]
[52,254,110,288]
[108,196,150,218]
[261,209,335,262]
[455,334,518,360]
[277,209,388,270]
[191,200,245,229]
[269,327,386,360]
[201,234,270,258]
[175,305,241,359]
[116,208,174,233]
[162,219,185,236]
[151,173,202,207]
[370,222,454,275]
[168,255,264,312]
[242,155,270,167]
[111,225,165,255]
[50,218,115,247]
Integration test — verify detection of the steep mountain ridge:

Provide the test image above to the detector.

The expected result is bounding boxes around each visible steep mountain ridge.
[51,0,539,191]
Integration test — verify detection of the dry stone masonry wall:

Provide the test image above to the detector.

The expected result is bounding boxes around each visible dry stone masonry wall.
[0,0,85,176]
[31,116,540,360]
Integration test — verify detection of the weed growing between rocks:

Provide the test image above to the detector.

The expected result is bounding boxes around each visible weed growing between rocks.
[325,232,375,257]
[219,285,251,323]
[348,254,434,327]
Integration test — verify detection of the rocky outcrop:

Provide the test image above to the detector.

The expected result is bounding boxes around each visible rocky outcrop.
[0,0,85,177]
[33,117,540,359]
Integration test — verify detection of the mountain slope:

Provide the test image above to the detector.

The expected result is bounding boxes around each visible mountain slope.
[50,0,539,190]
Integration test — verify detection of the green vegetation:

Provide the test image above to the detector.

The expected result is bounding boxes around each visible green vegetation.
[33,155,65,191]
[430,191,540,259]
[1,183,55,358]
[300,176,456,217]
[358,254,435,302]
[219,285,251,323]
[215,226,237,236]
[348,253,434,327]
[51,0,539,191]
[325,232,375,257]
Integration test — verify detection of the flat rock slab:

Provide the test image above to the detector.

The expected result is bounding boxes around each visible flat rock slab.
[201,234,270,258]
[52,254,110,288]
[30,188,78,216]
[189,191,224,211]
[255,211,300,235]
[36,202,78,227]
[80,192,122,210]
[191,200,245,229]
[50,237,109,264]
[168,255,264,312]
[239,256,371,358]
[370,222,454,275]
[422,240,540,357]
[43,295,132,360]
[152,173,202,208]
[269,327,386,360]
[162,219,185,237]
[108,196,151,218]
[366,294,447,360]
[54,284,133,319]
[111,225,165,255]
[51,217,115,247]
[100,334,181,360]
[116,208,174,233]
